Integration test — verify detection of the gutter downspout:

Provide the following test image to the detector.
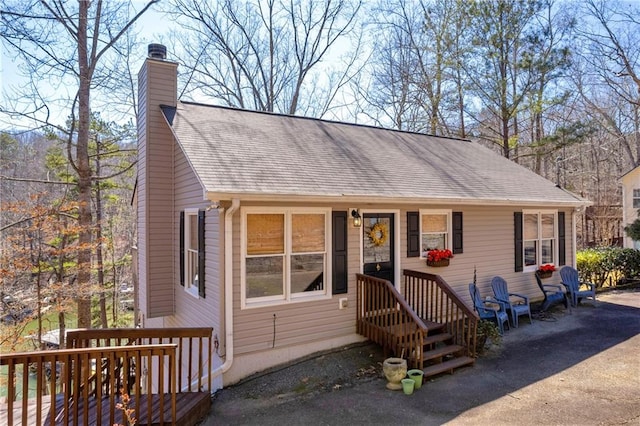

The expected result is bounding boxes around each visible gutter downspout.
[210,198,239,382]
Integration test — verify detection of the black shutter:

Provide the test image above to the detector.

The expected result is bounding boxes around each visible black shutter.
[179,211,185,286]
[332,211,348,294]
[452,212,463,254]
[514,212,523,272]
[558,212,566,266]
[198,210,206,298]
[407,211,420,257]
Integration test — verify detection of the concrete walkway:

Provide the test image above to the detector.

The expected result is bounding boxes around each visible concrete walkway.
[203,290,640,425]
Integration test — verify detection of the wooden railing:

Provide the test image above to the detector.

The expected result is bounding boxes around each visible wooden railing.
[356,273,427,368]
[1,344,177,426]
[1,327,214,426]
[403,269,478,358]
[67,327,213,394]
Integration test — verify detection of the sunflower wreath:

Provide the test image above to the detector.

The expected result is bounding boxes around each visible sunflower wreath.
[368,222,389,247]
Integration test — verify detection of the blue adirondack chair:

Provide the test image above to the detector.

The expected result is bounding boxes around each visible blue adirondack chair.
[559,266,596,307]
[534,271,568,312]
[469,283,509,335]
[491,276,532,328]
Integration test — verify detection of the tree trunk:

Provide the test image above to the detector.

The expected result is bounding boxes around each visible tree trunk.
[76,1,93,329]
[95,146,108,328]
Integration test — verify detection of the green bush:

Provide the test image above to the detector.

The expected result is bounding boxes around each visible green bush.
[576,247,640,287]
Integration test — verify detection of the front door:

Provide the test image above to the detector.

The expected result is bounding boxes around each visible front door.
[363,213,395,283]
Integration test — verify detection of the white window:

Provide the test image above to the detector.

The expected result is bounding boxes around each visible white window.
[523,210,557,271]
[183,208,200,296]
[634,189,640,208]
[420,210,452,256]
[241,207,331,308]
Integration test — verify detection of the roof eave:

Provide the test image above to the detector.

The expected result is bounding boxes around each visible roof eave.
[205,191,591,208]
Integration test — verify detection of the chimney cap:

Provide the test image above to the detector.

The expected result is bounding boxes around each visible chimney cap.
[148,43,167,60]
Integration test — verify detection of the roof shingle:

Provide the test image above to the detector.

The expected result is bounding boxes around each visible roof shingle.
[162,102,587,206]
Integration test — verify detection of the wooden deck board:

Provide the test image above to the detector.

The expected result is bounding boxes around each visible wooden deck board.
[1,392,210,426]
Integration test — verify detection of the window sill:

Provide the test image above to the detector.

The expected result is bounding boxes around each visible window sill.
[242,293,330,310]
[184,285,200,299]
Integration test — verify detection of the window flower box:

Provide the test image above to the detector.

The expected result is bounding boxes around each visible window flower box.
[427,258,450,267]
[537,264,555,279]
[425,249,453,267]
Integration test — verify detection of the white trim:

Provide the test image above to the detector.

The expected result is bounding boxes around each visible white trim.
[240,207,332,309]
[183,208,201,299]
[418,209,452,257]
[205,191,590,208]
[522,209,558,272]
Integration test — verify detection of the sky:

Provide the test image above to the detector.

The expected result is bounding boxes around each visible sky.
[0,1,169,131]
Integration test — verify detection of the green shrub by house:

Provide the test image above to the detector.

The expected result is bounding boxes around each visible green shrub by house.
[576,247,640,287]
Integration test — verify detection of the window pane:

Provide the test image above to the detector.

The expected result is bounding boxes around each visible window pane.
[524,214,538,240]
[246,256,284,298]
[524,241,537,266]
[291,254,324,293]
[541,214,555,239]
[422,214,447,232]
[292,214,325,253]
[541,240,554,264]
[247,214,284,255]
[188,214,198,250]
[422,234,446,252]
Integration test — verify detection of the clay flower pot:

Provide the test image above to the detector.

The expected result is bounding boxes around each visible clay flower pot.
[382,357,407,390]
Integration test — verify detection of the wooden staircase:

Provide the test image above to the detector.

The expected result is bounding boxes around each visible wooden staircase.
[420,320,475,378]
[356,271,478,378]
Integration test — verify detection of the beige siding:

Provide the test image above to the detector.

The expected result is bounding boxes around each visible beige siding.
[137,59,178,319]
[621,167,640,248]
[164,146,222,335]
[230,203,578,361]
[231,204,361,359]
[402,205,575,305]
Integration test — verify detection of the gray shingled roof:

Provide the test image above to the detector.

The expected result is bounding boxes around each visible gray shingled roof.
[162,102,588,206]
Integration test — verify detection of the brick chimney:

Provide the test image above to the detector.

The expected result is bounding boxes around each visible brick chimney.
[137,44,178,320]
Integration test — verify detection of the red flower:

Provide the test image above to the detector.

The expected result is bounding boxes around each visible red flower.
[426,249,454,262]
[538,264,556,273]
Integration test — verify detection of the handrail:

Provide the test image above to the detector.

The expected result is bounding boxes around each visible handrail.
[356,273,428,368]
[402,269,478,358]
[67,327,213,393]
[0,344,177,426]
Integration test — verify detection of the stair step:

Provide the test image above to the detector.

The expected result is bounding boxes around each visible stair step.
[423,356,475,378]
[421,344,464,362]
[422,320,446,333]
[424,332,453,346]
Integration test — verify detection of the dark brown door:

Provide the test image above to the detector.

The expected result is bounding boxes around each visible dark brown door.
[362,213,394,283]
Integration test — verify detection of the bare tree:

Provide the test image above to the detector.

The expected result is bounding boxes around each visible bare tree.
[574,0,640,167]
[166,0,363,117]
[1,0,157,328]
[360,0,471,135]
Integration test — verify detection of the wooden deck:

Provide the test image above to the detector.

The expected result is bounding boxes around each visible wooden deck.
[1,392,210,426]
[1,327,214,426]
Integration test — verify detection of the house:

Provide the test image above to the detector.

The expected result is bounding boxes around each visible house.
[621,165,640,248]
[136,45,590,391]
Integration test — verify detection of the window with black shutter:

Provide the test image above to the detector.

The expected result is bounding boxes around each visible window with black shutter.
[181,208,205,298]
[407,211,420,257]
[332,211,348,294]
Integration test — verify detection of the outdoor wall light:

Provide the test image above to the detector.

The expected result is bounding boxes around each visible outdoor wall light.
[350,208,362,227]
